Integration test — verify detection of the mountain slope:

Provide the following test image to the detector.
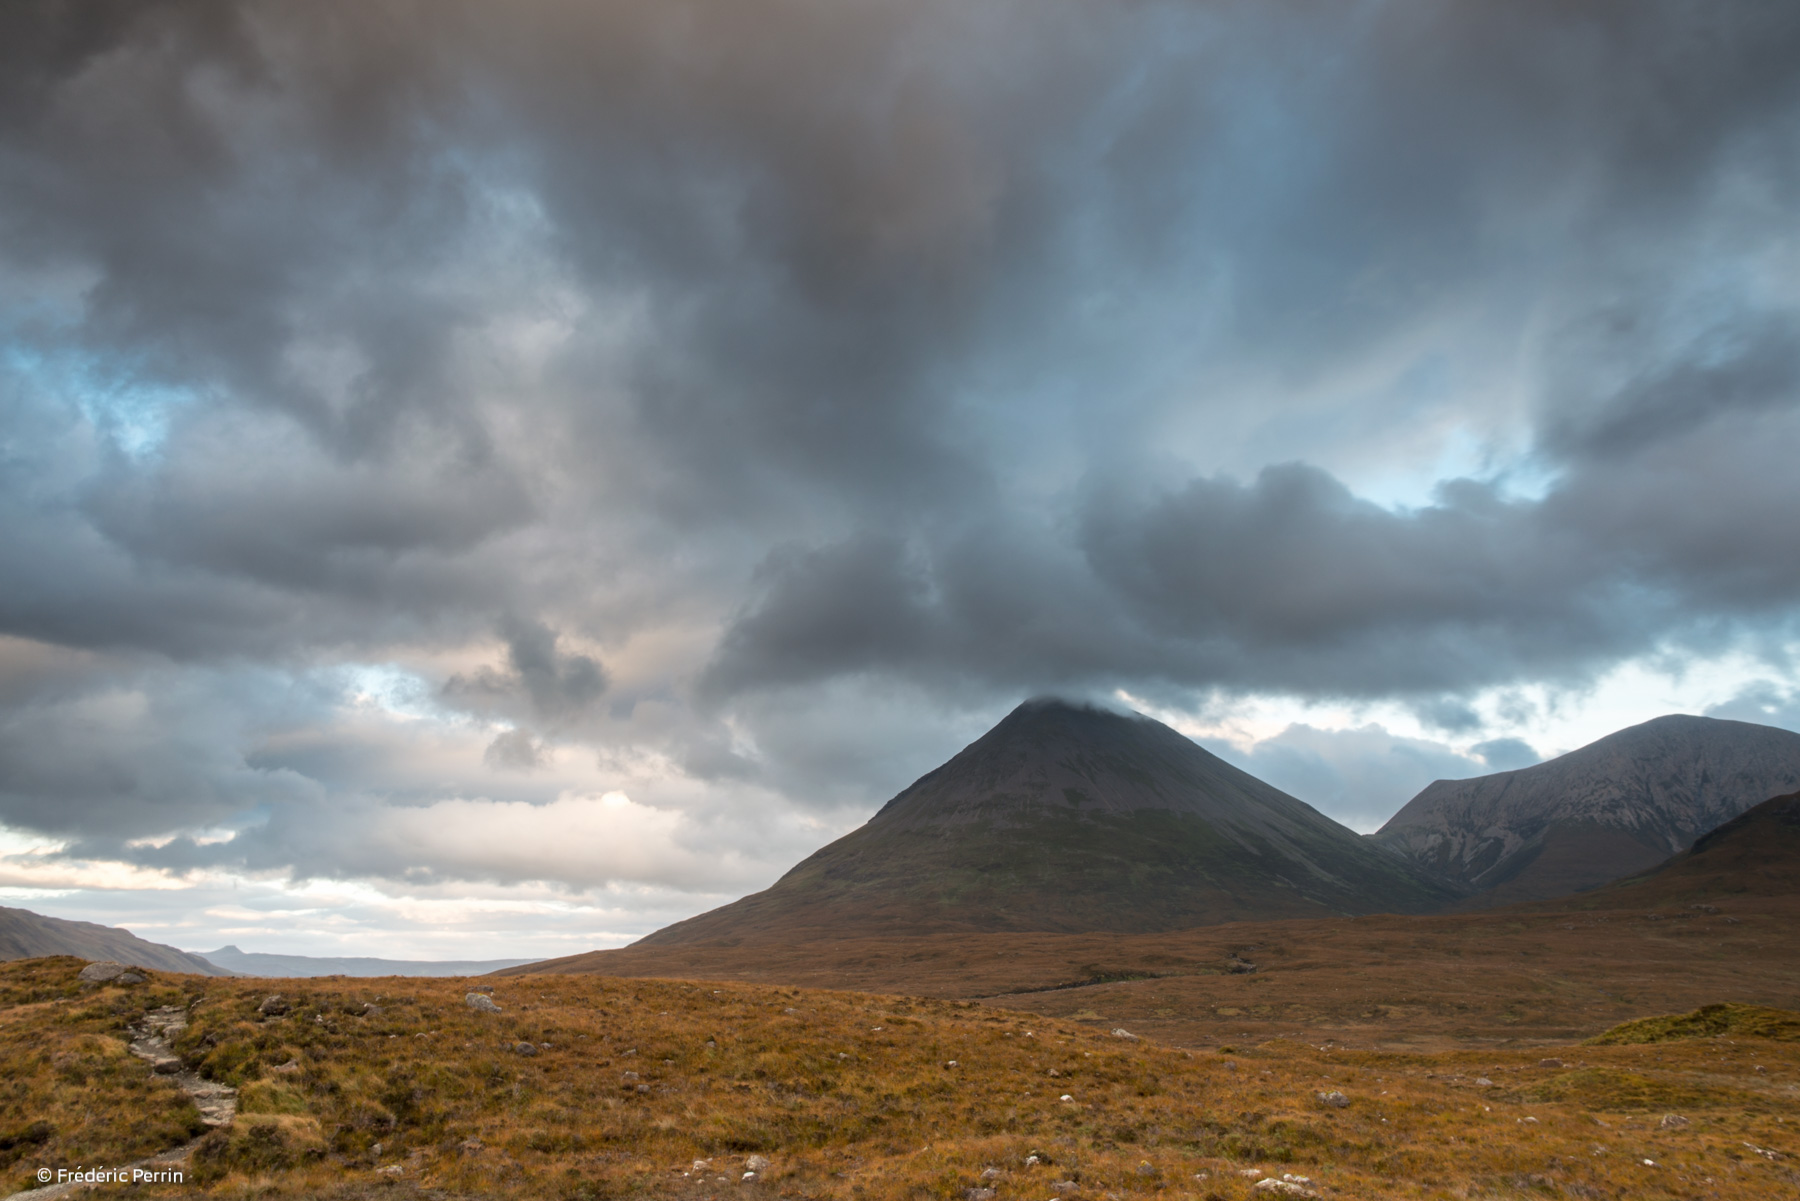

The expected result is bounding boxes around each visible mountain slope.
[1371,715,1800,906]
[196,945,543,977]
[1558,790,1800,909]
[636,698,1458,946]
[0,905,231,975]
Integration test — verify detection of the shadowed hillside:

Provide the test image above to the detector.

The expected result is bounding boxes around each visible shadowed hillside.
[0,905,230,975]
[1549,789,1800,909]
[632,699,1456,947]
[1371,715,1800,906]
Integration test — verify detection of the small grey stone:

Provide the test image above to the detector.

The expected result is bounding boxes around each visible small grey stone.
[257,994,290,1016]
[1317,1090,1350,1108]
[1052,1179,1079,1192]
[513,1041,538,1056]
[465,992,503,1013]
[116,971,147,984]
[1659,1114,1690,1130]
[78,961,127,983]
[744,1156,771,1173]
[1111,1028,1139,1040]
[966,1190,996,1201]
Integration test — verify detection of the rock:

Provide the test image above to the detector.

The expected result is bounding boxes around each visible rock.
[1475,1077,1494,1087]
[117,971,147,984]
[622,1071,639,1080]
[1538,1058,1564,1068]
[1060,1094,1074,1102]
[635,1084,651,1094]
[1252,1179,1317,1198]
[272,1059,301,1074]
[465,992,503,1013]
[1051,1181,1077,1194]
[966,1190,996,1201]
[692,1159,712,1172]
[745,1156,771,1173]
[362,1003,382,1015]
[376,1164,403,1176]
[980,1168,1002,1181]
[78,962,128,983]
[513,1041,538,1056]
[1135,1161,1157,1176]
[460,1138,484,1154]
[1659,1114,1690,1130]
[1111,1028,1139,1040]
[1227,957,1258,974]
[149,1055,182,1074]
[1317,1090,1350,1108]
[257,995,290,1016]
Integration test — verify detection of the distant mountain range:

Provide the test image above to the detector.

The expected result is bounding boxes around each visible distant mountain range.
[195,945,543,977]
[1370,715,1800,906]
[0,906,543,977]
[631,699,1459,947]
[0,906,230,974]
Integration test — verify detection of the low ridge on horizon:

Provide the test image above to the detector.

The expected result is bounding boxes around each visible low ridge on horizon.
[624,697,1458,948]
[1372,713,1800,907]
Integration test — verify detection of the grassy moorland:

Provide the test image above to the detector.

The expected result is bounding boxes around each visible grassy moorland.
[1,957,1796,1201]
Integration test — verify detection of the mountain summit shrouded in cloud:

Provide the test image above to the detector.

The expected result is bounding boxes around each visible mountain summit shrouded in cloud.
[3,0,1800,953]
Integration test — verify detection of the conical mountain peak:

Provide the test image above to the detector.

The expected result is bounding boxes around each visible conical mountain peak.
[637,699,1456,946]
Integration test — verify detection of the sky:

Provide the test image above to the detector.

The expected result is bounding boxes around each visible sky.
[3,0,1800,960]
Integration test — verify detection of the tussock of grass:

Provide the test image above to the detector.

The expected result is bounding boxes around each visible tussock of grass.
[1587,1003,1800,1045]
[1,958,1796,1201]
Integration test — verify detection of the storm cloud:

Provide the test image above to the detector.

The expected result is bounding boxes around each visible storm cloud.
[2,0,1800,943]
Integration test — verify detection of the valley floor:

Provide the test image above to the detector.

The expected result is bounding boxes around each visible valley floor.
[1,937,1797,1201]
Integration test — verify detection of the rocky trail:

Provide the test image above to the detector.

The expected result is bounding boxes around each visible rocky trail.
[3,994,236,1201]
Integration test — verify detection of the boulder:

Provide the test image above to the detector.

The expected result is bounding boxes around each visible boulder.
[257,995,290,1016]
[465,992,503,1013]
[78,961,128,983]
[514,1041,539,1057]
[1317,1090,1350,1108]
[745,1155,770,1173]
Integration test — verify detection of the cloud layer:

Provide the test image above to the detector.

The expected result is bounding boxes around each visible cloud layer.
[2,0,1800,936]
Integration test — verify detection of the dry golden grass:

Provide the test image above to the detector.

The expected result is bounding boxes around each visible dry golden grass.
[2,957,1798,1201]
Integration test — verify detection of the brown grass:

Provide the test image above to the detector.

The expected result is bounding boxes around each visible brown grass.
[2,956,1798,1201]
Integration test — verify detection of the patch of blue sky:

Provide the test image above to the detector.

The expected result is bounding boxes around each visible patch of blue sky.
[2,342,201,460]
[330,662,451,724]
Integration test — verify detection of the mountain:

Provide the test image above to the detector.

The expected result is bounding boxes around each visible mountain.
[0,905,232,975]
[1371,715,1800,907]
[1559,790,1800,909]
[195,945,544,978]
[632,698,1458,947]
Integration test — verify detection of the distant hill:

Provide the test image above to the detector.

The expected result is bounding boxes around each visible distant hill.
[573,699,1457,957]
[195,945,544,978]
[1556,790,1800,909]
[1370,715,1800,907]
[0,905,231,975]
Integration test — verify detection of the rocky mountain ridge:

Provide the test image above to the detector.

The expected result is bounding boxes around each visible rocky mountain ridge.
[1370,714,1800,906]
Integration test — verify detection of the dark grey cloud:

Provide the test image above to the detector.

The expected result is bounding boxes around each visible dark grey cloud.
[1,0,1800,894]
